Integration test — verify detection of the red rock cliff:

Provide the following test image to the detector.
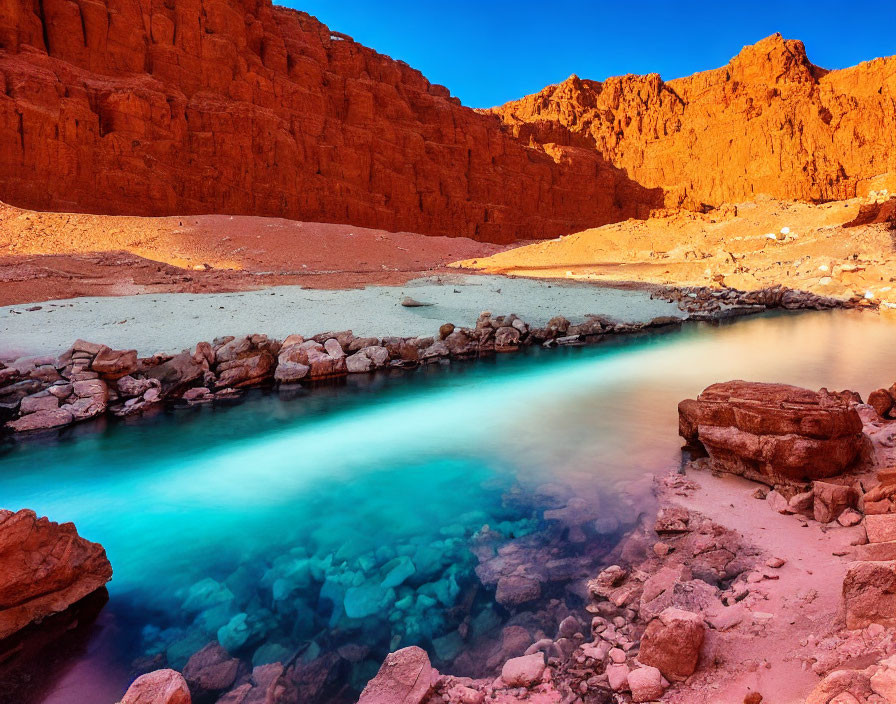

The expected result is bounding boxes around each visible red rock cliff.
[490,34,896,209]
[0,0,659,243]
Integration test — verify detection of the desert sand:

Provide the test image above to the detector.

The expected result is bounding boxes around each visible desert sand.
[455,196,896,304]
[0,202,504,306]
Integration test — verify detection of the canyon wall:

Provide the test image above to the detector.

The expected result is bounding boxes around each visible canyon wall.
[0,0,658,243]
[490,34,896,209]
[1,3,894,242]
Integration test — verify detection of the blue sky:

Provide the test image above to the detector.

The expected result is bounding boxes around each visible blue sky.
[286,0,896,108]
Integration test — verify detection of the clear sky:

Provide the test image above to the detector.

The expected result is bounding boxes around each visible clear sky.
[286,0,896,108]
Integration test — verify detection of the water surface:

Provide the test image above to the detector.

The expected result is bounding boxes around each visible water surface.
[1,310,895,702]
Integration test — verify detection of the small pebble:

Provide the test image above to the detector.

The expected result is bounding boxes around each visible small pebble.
[766,557,786,569]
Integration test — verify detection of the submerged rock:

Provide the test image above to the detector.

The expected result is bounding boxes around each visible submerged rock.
[501,653,546,687]
[183,642,239,694]
[0,509,112,640]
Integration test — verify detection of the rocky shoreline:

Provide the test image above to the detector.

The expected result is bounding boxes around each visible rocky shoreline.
[0,284,845,436]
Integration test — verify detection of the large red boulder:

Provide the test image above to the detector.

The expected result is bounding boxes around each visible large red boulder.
[679,381,867,484]
[0,509,112,640]
[637,608,705,682]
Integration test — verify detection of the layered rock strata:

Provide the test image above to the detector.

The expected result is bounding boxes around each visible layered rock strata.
[0,0,656,244]
[679,380,868,484]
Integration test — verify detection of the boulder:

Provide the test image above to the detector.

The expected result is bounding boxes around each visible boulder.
[346,346,390,374]
[215,352,276,388]
[494,326,521,352]
[606,663,630,692]
[495,574,541,607]
[91,346,138,377]
[866,514,896,543]
[638,607,705,681]
[358,646,436,704]
[678,381,867,484]
[813,481,859,523]
[117,376,158,398]
[215,663,290,704]
[843,560,896,629]
[443,330,479,357]
[0,509,112,639]
[628,666,667,703]
[806,668,874,704]
[183,642,239,694]
[277,341,346,380]
[869,389,894,418]
[145,352,205,394]
[19,393,59,414]
[6,407,73,432]
[121,670,191,704]
[501,653,545,687]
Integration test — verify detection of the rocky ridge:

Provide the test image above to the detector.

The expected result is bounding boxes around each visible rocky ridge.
[490,34,896,210]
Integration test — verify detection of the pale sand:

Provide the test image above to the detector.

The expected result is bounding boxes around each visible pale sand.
[0,274,683,358]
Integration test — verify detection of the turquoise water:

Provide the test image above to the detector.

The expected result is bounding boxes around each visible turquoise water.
[2,310,896,702]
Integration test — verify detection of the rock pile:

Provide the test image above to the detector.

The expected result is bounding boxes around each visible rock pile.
[660,284,845,318]
[1,311,679,435]
[843,467,896,630]
[808,654,896,704]
[679,380,868,484]
[0,508,112,640]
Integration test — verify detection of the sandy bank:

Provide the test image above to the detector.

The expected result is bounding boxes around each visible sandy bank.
[0,275,683,358]
[0,202,505,305]
[455,196,896,305]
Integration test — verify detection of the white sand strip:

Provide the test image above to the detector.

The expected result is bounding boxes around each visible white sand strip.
[0,275,683,358]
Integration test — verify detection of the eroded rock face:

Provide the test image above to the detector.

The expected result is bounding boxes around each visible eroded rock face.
[0,0,655,244]
[678,381,867,484]
[490,33,896,208]
[0,509,112,640]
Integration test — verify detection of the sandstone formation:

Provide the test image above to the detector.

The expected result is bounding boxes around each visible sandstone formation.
[678,380,867,484]
[2,6,894,244]
[490,34,896,209]
[0,0,656,244]
[0,508,112,640]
